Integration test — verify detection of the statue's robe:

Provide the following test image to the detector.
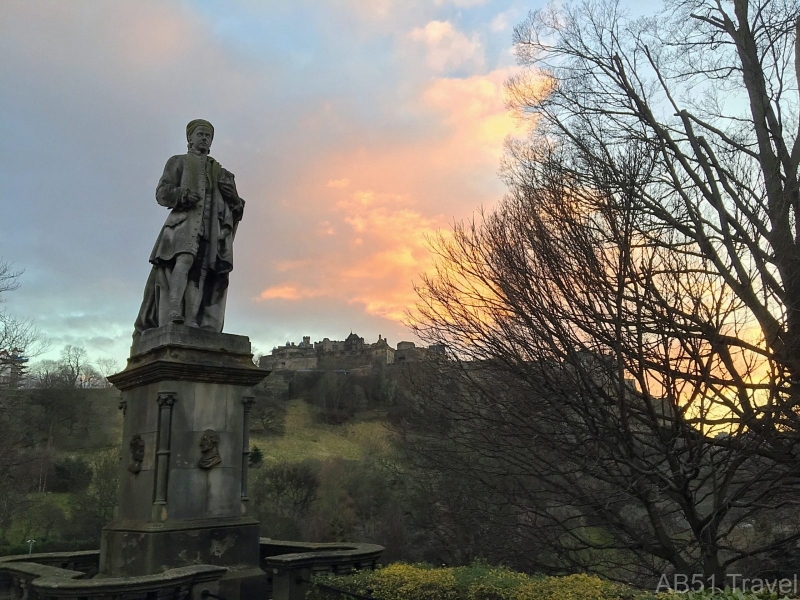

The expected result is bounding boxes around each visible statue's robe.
[134,151,244,334]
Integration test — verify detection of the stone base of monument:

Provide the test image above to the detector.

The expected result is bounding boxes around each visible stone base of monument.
[99,518,266,599]
[0,325,385,600]
[103,324,270,600]
[0,540,383,600]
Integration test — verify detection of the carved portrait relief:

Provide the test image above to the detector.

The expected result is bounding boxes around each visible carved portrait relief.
[199,429,222,469]
[128,434,145,474]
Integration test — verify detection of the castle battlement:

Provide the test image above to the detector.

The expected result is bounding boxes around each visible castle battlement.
[260,333,444,371]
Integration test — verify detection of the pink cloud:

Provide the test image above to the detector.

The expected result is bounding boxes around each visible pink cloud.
[2,0,539,359]
[435,0,490,6]
[326,178,351,188]
[250,66,534,328]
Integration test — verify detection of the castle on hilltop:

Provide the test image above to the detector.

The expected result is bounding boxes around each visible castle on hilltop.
[259,333,445,372]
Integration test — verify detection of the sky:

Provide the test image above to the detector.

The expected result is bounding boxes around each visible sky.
[0,0,542,368]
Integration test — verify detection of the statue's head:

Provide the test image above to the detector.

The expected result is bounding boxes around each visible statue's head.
[199,429,219,453]
[186,119,214,154]
[130,434,145,462]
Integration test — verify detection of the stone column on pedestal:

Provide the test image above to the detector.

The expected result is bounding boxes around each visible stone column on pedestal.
[102,324,269,600]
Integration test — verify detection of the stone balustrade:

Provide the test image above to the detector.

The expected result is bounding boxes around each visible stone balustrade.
[260,539,383,600]
[0,558,226,600]
[0,539,382,600]
[0,550,100,578]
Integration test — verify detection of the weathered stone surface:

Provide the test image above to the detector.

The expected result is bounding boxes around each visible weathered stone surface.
[109,325,265,391]
[163,467,207,518]
[206,468,240,516]
[259,539,384,600]
[0,559,225,600]
[117,469,156,522]
[134,120,245,335]
[193,384,229,430]
[132,323,252,357]
[101,327,269,599]
[101,518,259,575]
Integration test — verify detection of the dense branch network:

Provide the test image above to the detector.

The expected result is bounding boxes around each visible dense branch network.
[402,0,800,584]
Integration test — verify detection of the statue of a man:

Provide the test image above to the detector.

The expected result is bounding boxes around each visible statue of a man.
[134,120,244,334]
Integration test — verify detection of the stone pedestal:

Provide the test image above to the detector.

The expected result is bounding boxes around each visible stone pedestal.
[102,325,269,599]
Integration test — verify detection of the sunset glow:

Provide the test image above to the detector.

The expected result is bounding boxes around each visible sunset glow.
[0,0,544,362]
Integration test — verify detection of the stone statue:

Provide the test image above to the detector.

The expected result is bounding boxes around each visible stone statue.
[198,429,222,469]
[134,120,245,334]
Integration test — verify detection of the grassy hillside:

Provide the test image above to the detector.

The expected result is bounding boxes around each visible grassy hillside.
[2,394,398,556]
[250,399,393,463]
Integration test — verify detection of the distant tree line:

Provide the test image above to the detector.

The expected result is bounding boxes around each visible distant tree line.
[0,262,122,553]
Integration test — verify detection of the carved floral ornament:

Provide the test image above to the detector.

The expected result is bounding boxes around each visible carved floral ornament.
[157,391,177,407]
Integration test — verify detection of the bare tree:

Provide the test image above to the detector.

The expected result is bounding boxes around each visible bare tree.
[406,0,800,586]
[0,261,46,516]
[95,357,120,388]
[25,346,105,490]
[95,357,119,376]
[26,359,68,389]
[0,259,46,366]
[59,345,89,388]
[507,0,800,425]
[0,259,22,297]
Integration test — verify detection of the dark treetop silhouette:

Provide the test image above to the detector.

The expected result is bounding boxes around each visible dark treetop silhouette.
[135,119,245,334]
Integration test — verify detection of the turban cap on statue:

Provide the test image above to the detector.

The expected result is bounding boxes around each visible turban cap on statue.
[186,119,214,140]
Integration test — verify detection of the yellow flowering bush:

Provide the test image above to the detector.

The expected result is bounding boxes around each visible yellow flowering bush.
[306,564,800,600]
[305,563,641,600]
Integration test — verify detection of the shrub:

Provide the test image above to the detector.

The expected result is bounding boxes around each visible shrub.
[251,460,320,539]
[249,445,264,467]
[664,591,800,600]
[48,457,93,493]
[320,566,800,600]
[250,393,286,435]
[307,563,642,600]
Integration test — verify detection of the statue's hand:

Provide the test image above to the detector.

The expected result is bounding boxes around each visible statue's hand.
[178,189,202,209]
[231,199,244,222]
[219,180,237,198]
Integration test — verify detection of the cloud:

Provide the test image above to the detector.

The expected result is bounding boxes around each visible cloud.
[435,0,490,5]
[1,0,528,364]
[338,0,395,21]
[407,20,484,73]
[259,285,323,301]
[490,10,511,32]
[257,188,445,322]
[250,66,528,327]
[327,178,351,188]
[421,68,526,167]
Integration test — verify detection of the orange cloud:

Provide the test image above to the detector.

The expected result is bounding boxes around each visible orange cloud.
[327,178,351,188]
[336,190,445,318]
[422,69,525,165]
[259,285,323,301]
[253,67,542,331]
